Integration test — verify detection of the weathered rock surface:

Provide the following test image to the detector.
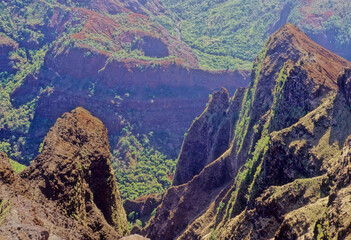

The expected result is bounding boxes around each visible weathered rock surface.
[142,86,247,239]
[173,88,230,186]
[337,67,351,106]
[121,234,150,240]
[124,194,162,225]
[144,23,351,240]
[0,108,129,239]
[0,152,16,185]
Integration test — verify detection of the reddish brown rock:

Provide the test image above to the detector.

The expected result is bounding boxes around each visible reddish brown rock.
[173,88,231,186]
[0,108,129,239]
[144,23,351,240]
[0,152,16,185]
[4,0,250,164]
[22,107,129,237]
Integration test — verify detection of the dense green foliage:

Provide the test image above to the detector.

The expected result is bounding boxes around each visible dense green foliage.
[160,0,351,70]
[112,128,176,200]
[0,0,179,201]
[0,0,58,163]
[0,0,178,163]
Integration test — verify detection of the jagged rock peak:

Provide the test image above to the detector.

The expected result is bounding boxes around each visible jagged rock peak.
[207,87,230,113]
[267,22,326,55]
[265,23,350,90]
[173,88,231,186]
[144,24,351,240]
[22,107,129,238]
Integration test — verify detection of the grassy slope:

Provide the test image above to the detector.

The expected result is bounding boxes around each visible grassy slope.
[10,158,26,172]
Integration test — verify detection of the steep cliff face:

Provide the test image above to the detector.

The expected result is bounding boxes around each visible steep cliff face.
[0,108,129,239]
[0,0,250,164]
[173,88,236,186]
[143,86,246,239]
[23,107,129,237]
[144,23,351,240]
[16,56,249,162]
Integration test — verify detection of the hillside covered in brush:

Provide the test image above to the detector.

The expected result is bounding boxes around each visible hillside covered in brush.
[141,23,351,239]
[160,0,351,70]
[0,0,248,180]
[2,21,351,239]
[3,0,351,203]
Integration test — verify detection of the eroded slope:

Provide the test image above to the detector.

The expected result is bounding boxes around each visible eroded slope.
[144,23,351,240]
[0,107,129,239]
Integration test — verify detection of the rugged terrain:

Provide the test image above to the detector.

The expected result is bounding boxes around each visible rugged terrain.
[3,0,351,202]
[0,107,129,239]
[142,23,351,239]
[0,0,249,169]
[161,0,351,70]
[2,0,351,238]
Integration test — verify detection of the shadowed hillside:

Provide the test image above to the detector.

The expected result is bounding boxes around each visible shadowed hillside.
[143,23,351,240]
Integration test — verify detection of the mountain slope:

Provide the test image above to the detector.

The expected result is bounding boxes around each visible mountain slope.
[0,0,249,174]
[0,107,129,239]
[160,0,351,70]
[143,23,351,240]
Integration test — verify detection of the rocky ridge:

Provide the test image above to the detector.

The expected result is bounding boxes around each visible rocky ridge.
[143,23,351,239]
[124,194,162,229]
[0,107,129,239]
[2,20,351,240]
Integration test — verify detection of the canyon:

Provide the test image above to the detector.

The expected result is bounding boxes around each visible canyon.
[1,0,351,238]
[2,23,351,239]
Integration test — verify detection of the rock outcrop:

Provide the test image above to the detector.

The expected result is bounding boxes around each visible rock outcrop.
[337,68,351,105]
[124,194,162,228]
[173,88,230,186]
[0,108,129,239]
[0,152,16,185]
[144,23,351,240]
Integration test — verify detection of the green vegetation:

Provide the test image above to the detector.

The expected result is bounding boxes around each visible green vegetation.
[112,128,176,200]
[160,0,351,70]
[160,0,286,70]
[0,0,57,163]
[211,38,295,236]
[0,45,48,162]
[0,0,180,164]
[233,44,268,152]
[10,159,26,172]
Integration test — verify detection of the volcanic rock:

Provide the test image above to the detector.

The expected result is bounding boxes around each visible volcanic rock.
[0,107,129,239]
